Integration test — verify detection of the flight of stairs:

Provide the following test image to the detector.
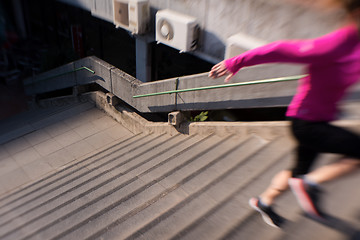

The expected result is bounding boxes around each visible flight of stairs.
[0,96,359,240]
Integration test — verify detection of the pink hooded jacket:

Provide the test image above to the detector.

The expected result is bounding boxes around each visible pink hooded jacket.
[225,24,360,121]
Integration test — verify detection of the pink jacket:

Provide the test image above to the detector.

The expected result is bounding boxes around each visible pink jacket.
[225,24,360,121]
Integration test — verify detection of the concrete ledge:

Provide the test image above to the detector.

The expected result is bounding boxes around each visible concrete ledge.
[183,121,292,140]
[26,58,360,140]
[86,91,360,141]
[86,91,291,140]
[24,62,76,96]
[85,91,179,136]
[25,56,360,116]
[23,56,302,113]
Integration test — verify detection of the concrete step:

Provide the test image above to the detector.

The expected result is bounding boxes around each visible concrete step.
[22,134,225,240]
[121,136,293,240]
[276,161,360,240]
[161,136,296,240]
[218,153,329,240]
[0,132,146,223]
[0,99,133,196]
[215,153,296,240]
[0,128,140,207]
[223,153,360,240]
[87,135,268,240]
[1,94,358,240]
[0,100,95,145]
[0,132,172,238]
[46,134,246,240]
[0,132,220,239]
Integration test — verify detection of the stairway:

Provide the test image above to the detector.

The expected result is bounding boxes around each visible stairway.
[0,97,359,240]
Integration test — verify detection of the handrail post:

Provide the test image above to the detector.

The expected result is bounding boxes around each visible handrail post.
[174,77,179,110]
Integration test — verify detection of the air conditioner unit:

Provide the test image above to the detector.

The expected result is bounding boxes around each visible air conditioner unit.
[156,9,200,53]
[112,0,150,34]
[225,32,266,59]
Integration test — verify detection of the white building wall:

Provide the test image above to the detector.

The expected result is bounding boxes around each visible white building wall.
[58,0,344,61]
[91,0,114,22]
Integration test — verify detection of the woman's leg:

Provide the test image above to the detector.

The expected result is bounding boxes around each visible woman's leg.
[259,170,291,206]
[258,158,360,206]
[306,158,360,183]
[252,119,360,224]
[291,143,319,177]
[289,121,360,218]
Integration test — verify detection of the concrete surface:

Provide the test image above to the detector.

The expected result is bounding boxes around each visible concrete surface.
[0,99,132,195]
[0,94,359,240]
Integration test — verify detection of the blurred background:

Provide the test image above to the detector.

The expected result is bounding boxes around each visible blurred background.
[0,0,345,120]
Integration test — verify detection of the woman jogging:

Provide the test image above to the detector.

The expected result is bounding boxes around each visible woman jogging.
[209,0,360,228]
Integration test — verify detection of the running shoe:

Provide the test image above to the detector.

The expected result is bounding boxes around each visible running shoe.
[288,177,324,219]
[249,197,285,228]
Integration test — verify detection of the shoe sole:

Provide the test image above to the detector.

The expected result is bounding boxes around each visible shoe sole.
[249,198,279,228]
[289,178,321,219]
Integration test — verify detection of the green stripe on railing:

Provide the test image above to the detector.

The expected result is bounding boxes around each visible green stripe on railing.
[133,74,307,98]
[77,66,95,74]
[25,66,95,86]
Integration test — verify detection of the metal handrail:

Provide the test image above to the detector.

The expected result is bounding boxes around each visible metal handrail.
[133,74,307,98]
[25,66,95,86]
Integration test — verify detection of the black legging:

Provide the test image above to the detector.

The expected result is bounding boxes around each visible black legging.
[290,118,360,177]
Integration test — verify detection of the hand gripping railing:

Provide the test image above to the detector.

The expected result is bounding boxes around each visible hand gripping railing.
[133,74,307,98]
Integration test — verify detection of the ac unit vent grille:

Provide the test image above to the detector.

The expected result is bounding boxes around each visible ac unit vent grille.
[190,25,200,49]
[157,19,174,41]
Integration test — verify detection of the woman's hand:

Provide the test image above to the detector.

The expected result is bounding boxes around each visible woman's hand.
[208,61,234,83]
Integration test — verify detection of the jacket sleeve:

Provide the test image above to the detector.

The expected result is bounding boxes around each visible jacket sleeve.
[225,25,358,75]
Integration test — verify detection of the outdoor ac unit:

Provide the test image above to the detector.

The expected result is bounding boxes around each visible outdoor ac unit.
[156,9,200,53]
[112,0,149,34]
[225,32,266,59]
